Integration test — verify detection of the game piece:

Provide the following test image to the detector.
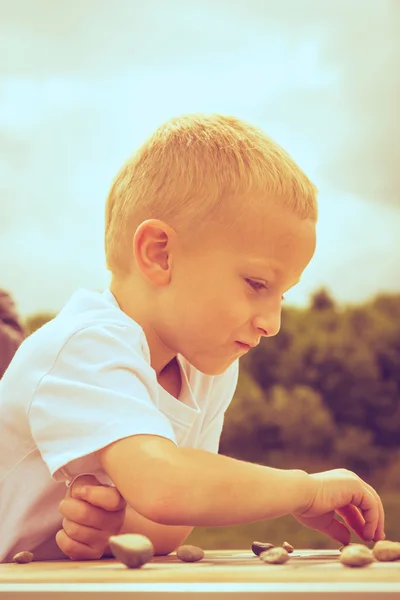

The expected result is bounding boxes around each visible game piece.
[108,534,154,568]
[339,543,358,552]
[251,541,274,556]
[373,540,400,562]
[12,551,34,563]
[176,545,204,562]
[282,541,294,553]
[339,544,374,567]
[259,547,289,564]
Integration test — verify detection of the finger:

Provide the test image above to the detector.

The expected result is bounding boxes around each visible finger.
[363,481,385,542]
[62,517,110,548]
[351,486,379,542]
[66,474,102,499]
[295,513,351,545]
[336,505,365,539]
[72,484,126,512]
[59,497,124,531]
[55,529,104,561]
[317,518,351,545]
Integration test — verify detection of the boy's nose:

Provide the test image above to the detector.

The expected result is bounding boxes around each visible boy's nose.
[253,308,282,338]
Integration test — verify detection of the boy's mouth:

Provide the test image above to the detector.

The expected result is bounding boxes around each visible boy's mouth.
[236,341,252,351]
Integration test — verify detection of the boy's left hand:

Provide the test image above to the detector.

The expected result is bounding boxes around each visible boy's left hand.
[56,474,126,560]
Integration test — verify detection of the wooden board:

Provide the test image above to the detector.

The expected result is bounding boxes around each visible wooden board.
[1,550,400,599]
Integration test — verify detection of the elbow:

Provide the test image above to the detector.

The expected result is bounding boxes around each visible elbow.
[145,482,194,527]
[146,491,182,526]
[123,483,179,525]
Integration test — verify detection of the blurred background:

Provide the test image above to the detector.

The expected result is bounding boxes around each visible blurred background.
[1,0,399,550]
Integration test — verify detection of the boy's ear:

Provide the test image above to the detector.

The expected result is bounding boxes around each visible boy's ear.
[133,219,177,285]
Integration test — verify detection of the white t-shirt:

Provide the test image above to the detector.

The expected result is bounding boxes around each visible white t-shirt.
[0,289,239,562]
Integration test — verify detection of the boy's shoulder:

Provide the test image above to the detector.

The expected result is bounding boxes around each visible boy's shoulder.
[58,288,138,330]
[12,288,149,377]
[50,287,149,357]
[40,288,141,340]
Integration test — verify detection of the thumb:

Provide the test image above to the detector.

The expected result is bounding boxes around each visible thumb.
[70,474,126,512]
[316,518,351,545]
[296,514,351,545]
[67,474,102,499]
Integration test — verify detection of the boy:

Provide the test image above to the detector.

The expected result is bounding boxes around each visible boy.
[0,114,384,562]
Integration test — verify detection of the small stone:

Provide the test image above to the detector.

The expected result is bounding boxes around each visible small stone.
[282,541,294,553]
[340,544,374,567]
[251,541,275,556]
[176,545,204,562]
[339,543,359,552]
[260,547,289,564]
[108,534,154,568]
[13,551,34,564]
[373,540,400,562]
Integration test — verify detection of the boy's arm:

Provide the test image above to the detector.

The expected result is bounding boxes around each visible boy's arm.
[97,434,312,526]
[104,505,193,556]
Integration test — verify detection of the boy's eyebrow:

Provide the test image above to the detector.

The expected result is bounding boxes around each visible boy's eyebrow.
[245,258,301,289]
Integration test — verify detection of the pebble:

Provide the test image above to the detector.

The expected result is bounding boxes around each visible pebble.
[373,540,400,562]
[13,551,34,564]
[251,541,275,556]
[108,534,154,568]
[176,545,204,562]
[259,547,289,564]
[339,543,359,552]
[339,544,374,567]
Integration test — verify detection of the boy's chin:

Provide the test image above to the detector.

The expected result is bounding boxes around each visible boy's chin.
[191,356,236,377]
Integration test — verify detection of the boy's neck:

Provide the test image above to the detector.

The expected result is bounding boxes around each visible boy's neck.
[109,276,176,378]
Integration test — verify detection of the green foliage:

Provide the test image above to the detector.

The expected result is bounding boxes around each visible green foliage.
[310,287,336,311]
[237,292,400,466]
[220,383,336,459]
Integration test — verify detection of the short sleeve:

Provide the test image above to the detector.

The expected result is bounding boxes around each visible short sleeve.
[197,360,239,454]
[28,324,177,482]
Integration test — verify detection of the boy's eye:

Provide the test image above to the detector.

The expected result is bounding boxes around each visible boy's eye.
[246,278,286,301]
[246,279,268,292]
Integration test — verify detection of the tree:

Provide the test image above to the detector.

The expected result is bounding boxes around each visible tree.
[332,424,389,477]
[220,378,336,462]
[310,288,336,311]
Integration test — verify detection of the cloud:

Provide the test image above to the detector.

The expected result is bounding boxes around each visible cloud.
[0,0,398,315]
[297,192,400,305]
[314,2,400,207]
[192,0,400,207]
[0,0,256,76]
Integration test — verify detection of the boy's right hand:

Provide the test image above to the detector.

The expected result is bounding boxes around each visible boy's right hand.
[293,468,385,545]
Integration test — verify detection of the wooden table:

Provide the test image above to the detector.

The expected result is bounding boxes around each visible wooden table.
[1,549,399,599]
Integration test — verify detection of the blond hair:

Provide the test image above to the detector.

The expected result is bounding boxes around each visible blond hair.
[105,113,318,276]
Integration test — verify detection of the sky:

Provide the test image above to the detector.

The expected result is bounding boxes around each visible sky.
[0,0,399,317]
